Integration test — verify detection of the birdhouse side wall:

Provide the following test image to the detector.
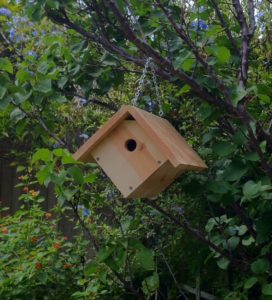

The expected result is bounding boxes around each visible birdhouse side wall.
[127,161,185,198]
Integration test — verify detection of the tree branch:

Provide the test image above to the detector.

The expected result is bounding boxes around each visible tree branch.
[232,0,252,87]
[209,0,240,55]
[144,199,243,267]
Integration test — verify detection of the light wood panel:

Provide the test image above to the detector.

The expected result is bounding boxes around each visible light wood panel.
[91,120,167,198]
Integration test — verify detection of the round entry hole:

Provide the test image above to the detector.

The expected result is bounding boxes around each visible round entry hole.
[125,139,137,152]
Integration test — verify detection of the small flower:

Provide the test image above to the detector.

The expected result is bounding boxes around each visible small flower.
[26,50,37,57]
[29,190,39,197]
[79,99,87,106]
[8,29,15,40]
[20,17,28,23]
[0,8,11,17]
[191,19,208,30]
[23,187,29,193]
[79,133,89,140]
[64,263,72,269]
[30,237,38,244]
[1,227,9,234]
[63,236,69,241]
[78,205,91,217]
[53,143,60,149]
[18,175,26,181]
[45,212,52,220]
[53,243,61,250]
[15,33,24,43]
[35,262,43,270]
[32,30,38,37]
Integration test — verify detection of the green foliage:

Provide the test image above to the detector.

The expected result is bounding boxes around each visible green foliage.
[0,200,85,299]
[1,0,272,299]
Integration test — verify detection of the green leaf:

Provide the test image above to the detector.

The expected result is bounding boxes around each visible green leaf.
[58,76,68,89]
[223,161,247,181]
[36,166,51,186]
[227,236,240,251]
[258,94,270,104]
[208,181,231,194]
[217,257,230,270]
[97,247,113,263]
[135,248,155,271]
[232,86,247,106]
[176,85,191,96]
[243,180,261,200]
[14,90,32,104]
[84,173,97,184]
[213,141,236,156]
[182,58,195,71]
[67,166,84,184]
[16,69,31,83]
[251,258,269,275]
[85,262,99,276]
[142,272,159,294]
[242,236,255,246]
[10,108,26,122]
[232,131,248,145]
[53,148,64,157]
[63,188,78,201]
[262,283,272,296]
[0,58,13,74]
[0,85,7,99]
[34,79,52,93]
[32,149,52,163]
[0,96,11,110]
[244,277,258,289]
[215,47,230,64]
[245,152,259,162]
[61,154,79,165]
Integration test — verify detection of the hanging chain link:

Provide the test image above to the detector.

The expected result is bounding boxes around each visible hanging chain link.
[132,57,163,116]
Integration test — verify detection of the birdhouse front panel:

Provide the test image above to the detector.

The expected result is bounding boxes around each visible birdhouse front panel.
[90,120,168,198]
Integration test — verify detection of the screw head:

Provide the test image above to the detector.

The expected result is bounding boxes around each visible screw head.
[157,160,161,164]
[96,157,100,161]
[129,186,133,190]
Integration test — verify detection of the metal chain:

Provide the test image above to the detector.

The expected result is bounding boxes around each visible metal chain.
[132,57,163,116]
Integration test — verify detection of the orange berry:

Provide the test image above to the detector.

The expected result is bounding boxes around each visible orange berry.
[64,263,72,269]
[1,228,8,234]
[23,187,29,193]
[29,190,39,197]
[45,212,52,220]
[53,243,61,250]
[31,237,38,244]
[35,262,43,270]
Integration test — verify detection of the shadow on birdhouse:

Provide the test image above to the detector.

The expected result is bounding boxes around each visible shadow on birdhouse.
[73,105,207,198]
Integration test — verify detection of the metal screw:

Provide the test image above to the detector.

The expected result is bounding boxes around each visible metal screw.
[96,157,100,161]
[129,186,133,190]
[157,160,161,164]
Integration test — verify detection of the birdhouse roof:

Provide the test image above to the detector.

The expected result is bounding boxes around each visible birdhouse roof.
[74,105,207,171]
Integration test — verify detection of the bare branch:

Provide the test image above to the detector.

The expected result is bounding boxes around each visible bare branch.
[232,0,251,87]
[209,0,240,54]
[248,0,256,35]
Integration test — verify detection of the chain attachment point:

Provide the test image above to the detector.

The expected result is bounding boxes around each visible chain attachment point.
[131,57,163,116]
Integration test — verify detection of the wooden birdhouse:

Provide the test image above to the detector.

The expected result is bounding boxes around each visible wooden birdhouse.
[73,105,207,198]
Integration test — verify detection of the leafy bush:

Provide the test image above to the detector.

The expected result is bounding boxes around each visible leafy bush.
[0,197,86,300]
